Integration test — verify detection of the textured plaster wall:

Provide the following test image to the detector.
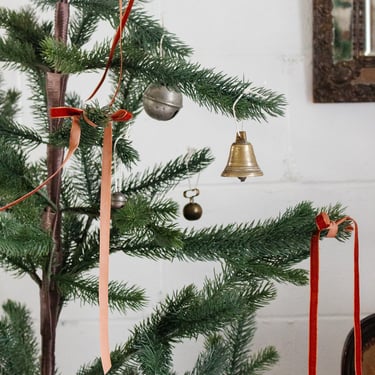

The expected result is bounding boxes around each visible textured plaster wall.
[1,0,375,374]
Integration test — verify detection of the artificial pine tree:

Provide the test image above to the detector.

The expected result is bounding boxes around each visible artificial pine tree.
[0,1,350,374]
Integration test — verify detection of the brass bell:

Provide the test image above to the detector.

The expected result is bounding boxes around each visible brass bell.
[221,131,263,182]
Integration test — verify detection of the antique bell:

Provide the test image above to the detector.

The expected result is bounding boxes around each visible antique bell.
[221,131,263,182]
[183,188,202,221]
[142,84,183,121]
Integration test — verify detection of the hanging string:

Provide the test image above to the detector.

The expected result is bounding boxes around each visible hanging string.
[113,134,128,192]
[232,92,244,122]
[159,33,166,59]
[185,147,200,191]
[232,86,251,134]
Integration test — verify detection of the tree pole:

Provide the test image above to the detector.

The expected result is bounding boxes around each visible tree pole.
[40,1,69,374]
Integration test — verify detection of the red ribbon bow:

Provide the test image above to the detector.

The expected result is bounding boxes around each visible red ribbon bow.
[309,213,361,375]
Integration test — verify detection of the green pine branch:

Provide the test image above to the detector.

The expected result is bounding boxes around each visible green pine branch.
[69,9,101,48]
[56,274,147,312]
[0,116,44,150]
[0,212,52,261]
[75,343,137,375]
[224,313,257,375]
[0,141,37,199]
[0,6,53,71]
[40,38,286,121]
[75,275,276,375]
[68,147,102,207]
[0,71,46,142]
[0,300,40,375]
[123,148,214,197]
[124,6,193,59]
[124,52,286,121]
[180,202,349,285]
[61,229,100,275]
[242,347,279,375]
[0,80,20,118]
[27,70,50,130]
[184,334,229,375]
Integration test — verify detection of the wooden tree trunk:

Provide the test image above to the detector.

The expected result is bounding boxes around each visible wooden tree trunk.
[40,2,69,374]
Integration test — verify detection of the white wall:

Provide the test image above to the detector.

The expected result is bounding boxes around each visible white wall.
[1,0,375,374]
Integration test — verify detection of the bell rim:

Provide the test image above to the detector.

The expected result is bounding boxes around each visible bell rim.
[221,171,264,178]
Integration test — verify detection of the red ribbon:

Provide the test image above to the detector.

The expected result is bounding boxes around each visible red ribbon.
[309,213,361,375]
[87,0,135,101]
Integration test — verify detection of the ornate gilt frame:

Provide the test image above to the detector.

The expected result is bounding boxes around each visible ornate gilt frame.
[313,0,375,102]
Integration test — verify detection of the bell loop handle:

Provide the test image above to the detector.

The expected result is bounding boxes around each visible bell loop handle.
[183,188,200,202]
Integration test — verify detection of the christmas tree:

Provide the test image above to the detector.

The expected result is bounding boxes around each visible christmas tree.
[0,1,350,374]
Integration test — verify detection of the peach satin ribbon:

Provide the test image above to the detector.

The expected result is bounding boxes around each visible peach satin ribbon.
[309,213,361,375]
[0,108,94,211]
[51,108,131,374]
[0,107,132,375]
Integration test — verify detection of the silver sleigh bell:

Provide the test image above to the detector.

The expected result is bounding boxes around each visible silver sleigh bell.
[142,84,183,121]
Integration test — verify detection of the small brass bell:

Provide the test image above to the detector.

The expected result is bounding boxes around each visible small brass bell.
[221,131,263,182]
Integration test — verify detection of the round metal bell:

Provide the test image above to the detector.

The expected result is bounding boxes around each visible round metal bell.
[111,192,126,209]
[182,188,202,221]
[183,202,202,221]
[142,84,183,121]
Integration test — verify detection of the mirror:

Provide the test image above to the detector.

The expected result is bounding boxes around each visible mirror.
[313,0,375,102]
[341,313,375,374]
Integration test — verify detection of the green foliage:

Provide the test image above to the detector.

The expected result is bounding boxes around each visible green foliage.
[41,39,286,121]
[75,275,278,375]
[0,80,20,118]
[0,1,352,374]
[181,202,348,285]
[184,314,279,375]
[123,148,214,197]
[0,6,53,71]
[185,335,229,375]
[56,274,147,312]
[0,300,40,375]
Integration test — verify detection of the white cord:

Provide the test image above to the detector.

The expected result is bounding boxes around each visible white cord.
[232,85,252,134]
[159,33,166,58]
[185,147,200,191]
[113,134,127,191]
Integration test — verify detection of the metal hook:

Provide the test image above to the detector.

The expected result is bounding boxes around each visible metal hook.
[183,188,200,202]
